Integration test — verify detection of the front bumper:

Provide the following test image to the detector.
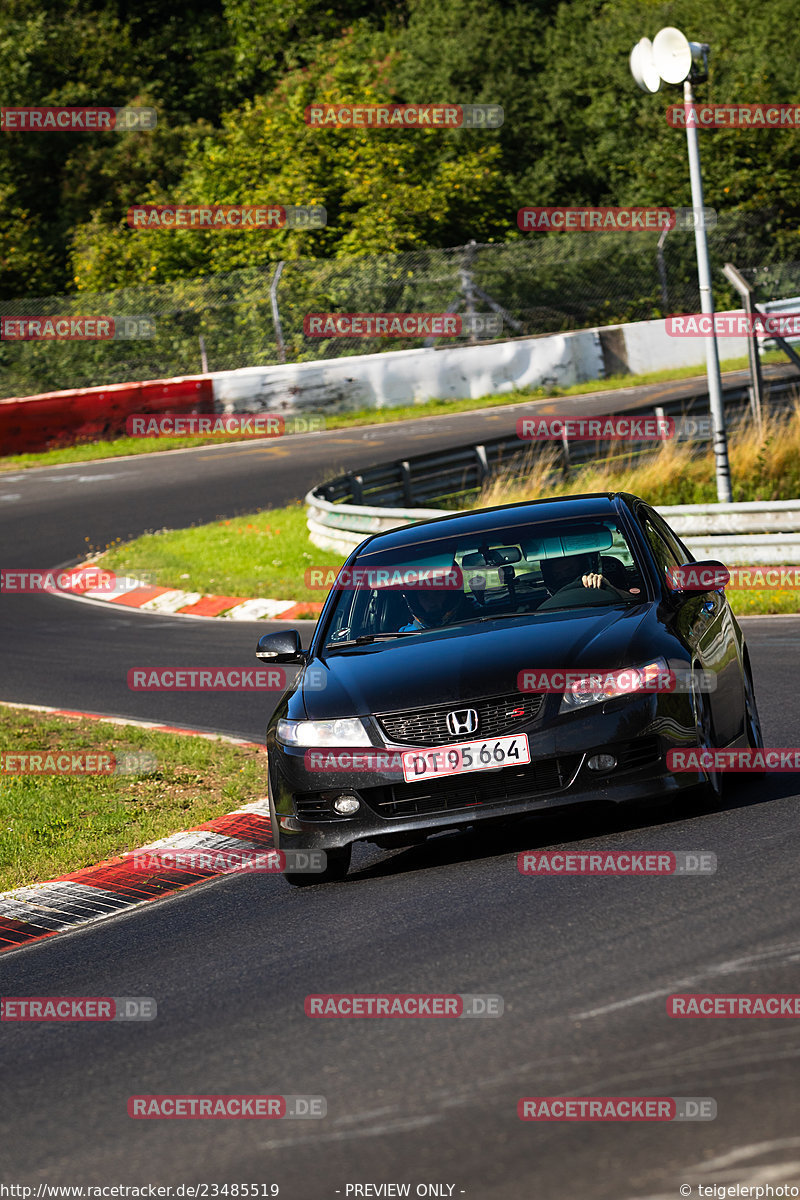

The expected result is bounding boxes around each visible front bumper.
[268,694,704,851]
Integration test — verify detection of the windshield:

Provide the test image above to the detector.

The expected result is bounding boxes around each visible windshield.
[322,516,646,646]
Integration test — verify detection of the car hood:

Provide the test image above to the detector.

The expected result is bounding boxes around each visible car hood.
[300,605,655,719]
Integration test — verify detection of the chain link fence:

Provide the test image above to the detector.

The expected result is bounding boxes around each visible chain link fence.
[0,212,795,399]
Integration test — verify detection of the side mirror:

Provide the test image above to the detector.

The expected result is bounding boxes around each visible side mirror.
[666,560,730,595]
[255,630,306,663]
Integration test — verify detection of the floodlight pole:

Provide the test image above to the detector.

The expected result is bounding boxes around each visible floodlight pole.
[683,77,732,502]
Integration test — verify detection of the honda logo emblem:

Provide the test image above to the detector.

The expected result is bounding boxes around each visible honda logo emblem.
[446,708,478,736]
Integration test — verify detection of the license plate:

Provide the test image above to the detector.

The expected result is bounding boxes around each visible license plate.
[401,734,531,783]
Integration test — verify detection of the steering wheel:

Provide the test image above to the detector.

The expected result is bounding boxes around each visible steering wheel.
[537,578,619,610]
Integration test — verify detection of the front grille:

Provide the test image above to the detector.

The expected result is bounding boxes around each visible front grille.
[614,737,662,771]
[362,755,580,818]
[294,794,344,821]
[376,691,545,747]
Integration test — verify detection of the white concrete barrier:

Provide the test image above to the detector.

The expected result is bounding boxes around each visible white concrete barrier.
[211,330,606,414]
[608,312,750,375]
[210,309,755,415]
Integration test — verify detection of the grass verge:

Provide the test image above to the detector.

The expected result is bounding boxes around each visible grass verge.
[98,501,343,607]
[0,351,786,473]
[0,706,265,892]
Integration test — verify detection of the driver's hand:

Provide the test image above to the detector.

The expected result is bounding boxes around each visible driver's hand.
[581,573,605,589]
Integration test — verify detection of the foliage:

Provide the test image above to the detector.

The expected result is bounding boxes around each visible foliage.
[1,0,798,302]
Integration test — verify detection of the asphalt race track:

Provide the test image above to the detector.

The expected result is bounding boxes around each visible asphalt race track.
[2,396,800,1197]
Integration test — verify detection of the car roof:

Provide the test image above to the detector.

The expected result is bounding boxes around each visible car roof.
[355,492,634,557]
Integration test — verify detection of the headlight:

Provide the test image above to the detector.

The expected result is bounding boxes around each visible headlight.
[559,658,672,713]
[276,717,372,747]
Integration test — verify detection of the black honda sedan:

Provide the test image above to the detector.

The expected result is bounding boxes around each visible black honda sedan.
[256,492,762,883]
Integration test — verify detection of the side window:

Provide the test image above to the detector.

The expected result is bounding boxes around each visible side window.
[325,586,367,641]
[642,515,682,582]
[607,525,636,568]
[648,511,691,565]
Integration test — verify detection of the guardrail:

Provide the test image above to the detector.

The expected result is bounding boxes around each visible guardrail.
[306,388,800,563]
[664,499,800,562]
[306,490,800,564]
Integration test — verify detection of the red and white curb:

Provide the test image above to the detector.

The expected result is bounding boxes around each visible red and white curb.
[0,699,262,743]
[0,701,273,955]
[55,567,323,622]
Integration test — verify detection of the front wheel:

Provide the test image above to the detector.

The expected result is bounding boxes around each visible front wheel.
[284,843,352,887]
[694,685,725,804]
[268,772,353,885]
[743,661,765,750]
[737,660,766,783]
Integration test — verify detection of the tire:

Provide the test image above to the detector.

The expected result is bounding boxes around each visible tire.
[268,771,352,886]
[743,660,765,750]
[284,844,352,887]
[694,682,725,804]
[739,659,766,782]
[267,770,282,850]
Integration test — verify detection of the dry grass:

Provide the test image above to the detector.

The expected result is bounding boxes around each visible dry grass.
[475,400,800,510]
[473,403,800,615]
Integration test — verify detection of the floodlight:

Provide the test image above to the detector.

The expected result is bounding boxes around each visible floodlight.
[653,27,708,84]
[629,38,661,93]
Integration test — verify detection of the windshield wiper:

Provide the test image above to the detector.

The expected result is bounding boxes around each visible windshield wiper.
[475,610,532,622]
[325,632,418,649]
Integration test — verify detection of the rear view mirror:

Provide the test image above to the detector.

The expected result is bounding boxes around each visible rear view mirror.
[256,630,306,662]
[461,546,522,568]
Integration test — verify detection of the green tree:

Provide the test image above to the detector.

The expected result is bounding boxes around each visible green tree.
[72,22,511,288]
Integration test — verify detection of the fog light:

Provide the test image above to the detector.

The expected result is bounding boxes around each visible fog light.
[588,754,617,772]
[333,793,361,815]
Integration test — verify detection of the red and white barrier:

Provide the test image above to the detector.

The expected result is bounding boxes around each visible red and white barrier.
[0,376,213,455]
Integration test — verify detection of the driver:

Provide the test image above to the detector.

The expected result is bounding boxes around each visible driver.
[399,570,474,631]
[539,551,631,599]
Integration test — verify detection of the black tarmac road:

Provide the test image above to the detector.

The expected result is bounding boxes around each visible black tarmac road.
[2,388,799,1197]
